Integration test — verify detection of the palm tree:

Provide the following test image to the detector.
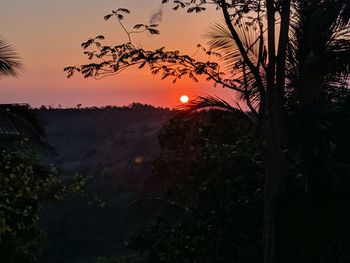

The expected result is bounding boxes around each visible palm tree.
[0,36,24,78]
[0,38,50,152]
[288,0,350,106]
[284,1,350,261]
[182,1,350,261]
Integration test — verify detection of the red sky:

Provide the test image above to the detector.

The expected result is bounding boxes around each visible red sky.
[0,0,236,108]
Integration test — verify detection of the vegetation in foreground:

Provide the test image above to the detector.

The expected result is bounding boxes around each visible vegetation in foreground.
[98,100,350,262]
[66,0,350,262]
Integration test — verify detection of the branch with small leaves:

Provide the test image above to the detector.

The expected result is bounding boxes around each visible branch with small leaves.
[64,8,244,92]
[103,8,160,44]
[65,2,266,114]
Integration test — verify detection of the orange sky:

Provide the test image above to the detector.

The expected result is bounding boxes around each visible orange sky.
[0,0,236,108]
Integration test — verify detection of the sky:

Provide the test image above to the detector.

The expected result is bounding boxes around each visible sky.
[0,0,235,108]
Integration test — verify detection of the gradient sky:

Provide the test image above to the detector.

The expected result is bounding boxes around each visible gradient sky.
[0,0,235,108]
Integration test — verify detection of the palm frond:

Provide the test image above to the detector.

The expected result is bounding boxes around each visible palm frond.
[206,22,241,72]
[205,21,265,112]
[0,104,53,154]
[205,20,262,73]
[327,31,350,80]
[338,1,350,26]
[175,95,257,125]
[0,37,24,78]
[157,95,255,160]
[179,95,237,114]
[286,0,350,105]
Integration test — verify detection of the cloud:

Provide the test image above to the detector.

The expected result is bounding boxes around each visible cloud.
[149,6,163,24]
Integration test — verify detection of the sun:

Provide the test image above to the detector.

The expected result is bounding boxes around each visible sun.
[180,95,189,103]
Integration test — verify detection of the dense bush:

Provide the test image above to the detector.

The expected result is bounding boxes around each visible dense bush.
[0,146,88,262]
[104,110,265,263]
[0,148,57,262]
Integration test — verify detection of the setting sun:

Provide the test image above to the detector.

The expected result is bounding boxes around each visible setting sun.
[180,95,189,104]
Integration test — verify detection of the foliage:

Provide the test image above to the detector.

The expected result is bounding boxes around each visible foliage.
[0,148,56,262]
[0,104,52,153]
[99,101,350,263]
[0,146,92,262]
[0,37,24,78]
[100,109,263,263]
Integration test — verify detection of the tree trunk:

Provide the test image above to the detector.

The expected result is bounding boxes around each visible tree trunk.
[262,123,288,263]
[263,0,291,262]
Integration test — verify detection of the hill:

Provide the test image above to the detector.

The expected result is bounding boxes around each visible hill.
[35,104,174,263]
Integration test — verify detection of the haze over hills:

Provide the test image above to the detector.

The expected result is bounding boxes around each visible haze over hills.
[35,104,174,263]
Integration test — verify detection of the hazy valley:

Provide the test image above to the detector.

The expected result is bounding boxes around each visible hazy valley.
[36,105,174,263]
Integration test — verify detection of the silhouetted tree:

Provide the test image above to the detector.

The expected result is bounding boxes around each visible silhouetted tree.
[66,1,350,262]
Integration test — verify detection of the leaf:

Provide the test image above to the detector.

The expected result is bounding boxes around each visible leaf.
[152,68,160,74]
[95,35,105,40]
[148,28,160,35]
[162,73,170,80]
[189,72,198,82]
[103,14,113,21]
[117,8,130,14]
[188,6,206,13]
[64,66,78,78]
[138,61,147,69]
[174,0,185,7]
[187,7,195,13]
[134,24,145,29]
[81,39,94,49]
[84,51,95,60]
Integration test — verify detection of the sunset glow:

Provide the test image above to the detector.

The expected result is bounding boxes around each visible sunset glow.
[180,95,189,104]
[0,0,237,108]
